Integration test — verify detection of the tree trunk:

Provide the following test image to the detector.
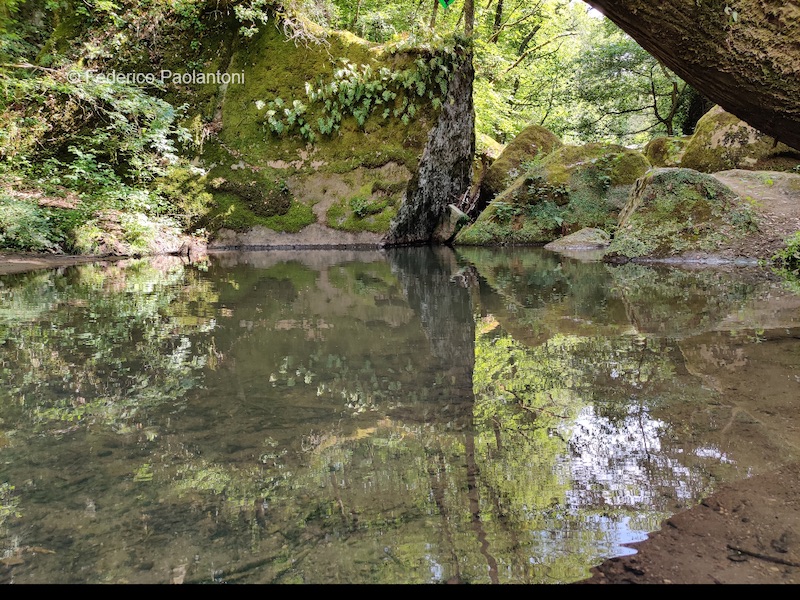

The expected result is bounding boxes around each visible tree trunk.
[490,0,503,43]
[464,0,474,37]
[350,0,362,30]
[586,0,800,149]
[384,50,475,246]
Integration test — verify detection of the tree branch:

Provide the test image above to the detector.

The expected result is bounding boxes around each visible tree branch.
[503,32,576,74]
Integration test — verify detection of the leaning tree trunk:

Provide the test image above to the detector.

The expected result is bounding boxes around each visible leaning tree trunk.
[586,1,800,150]
[384,50,475,246]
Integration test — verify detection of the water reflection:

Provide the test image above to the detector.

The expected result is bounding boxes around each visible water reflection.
[0,247,799,583]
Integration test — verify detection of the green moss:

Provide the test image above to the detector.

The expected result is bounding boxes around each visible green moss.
[326,196,396,233]
[455,218,516,246]
[476,132,505,160]
[644,136,690,167]
[609,168,755,258]
[372,179,407,195]
[681,106,800,173]
[216,23,439,174]
[204,193,314,233]
[481,124,562,198]
[37,7,86,61]
[209,177,292,218]
[542,143,649,186]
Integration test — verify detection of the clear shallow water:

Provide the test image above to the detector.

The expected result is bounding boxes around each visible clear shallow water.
[0,246,799,584]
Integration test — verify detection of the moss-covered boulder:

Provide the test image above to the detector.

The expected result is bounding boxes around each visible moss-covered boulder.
[476,132,506,161]
[681,106,800,173]
[456,143,650,246]
[644,136,691,167]
[544,227,610,251]
[607,168,760,260]
[478,124,562,206]
[538,143,650,191]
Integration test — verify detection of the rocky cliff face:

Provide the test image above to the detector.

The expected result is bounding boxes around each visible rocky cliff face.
[587,0,800,150]
[384,51,476,246]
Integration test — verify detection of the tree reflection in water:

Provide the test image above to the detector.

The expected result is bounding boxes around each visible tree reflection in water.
[0,248,799,583]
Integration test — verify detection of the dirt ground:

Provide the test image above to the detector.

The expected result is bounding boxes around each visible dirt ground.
[577,462,800,585]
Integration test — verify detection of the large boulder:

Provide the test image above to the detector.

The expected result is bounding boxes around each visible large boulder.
[456,143,650,245]
[478,124,562,207]
[607,168,760,260]
[681,106,800,173]
[644,136,691,167]
[537,143,650,194]
[476,132,505,161]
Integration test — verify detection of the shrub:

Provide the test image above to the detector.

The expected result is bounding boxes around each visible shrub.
[0,194,58,252]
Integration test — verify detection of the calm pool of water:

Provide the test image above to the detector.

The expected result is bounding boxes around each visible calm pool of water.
[1,246,799,583]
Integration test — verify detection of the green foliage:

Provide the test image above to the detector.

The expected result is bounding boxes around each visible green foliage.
[0,193,59,252]
[153,166,213,231]
[0,58,213,251]
[1,66,188,182]
[728,206,759,233]
[492,200,521,224]
[206,193,315,233]
[0,0,40,62]
[234,0,274,37]
[773,231,800,278]
[261,40,462,142]
[0,481,21,526]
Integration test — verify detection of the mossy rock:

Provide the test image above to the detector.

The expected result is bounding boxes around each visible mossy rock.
[681,106,800,173]
[608,168,759,259]
[544,227,610,251]
[456,143,650,246]
[168,16,441,243]
[476,132,506,161]
[644,136,691,167]
[539,143,650,189]
[208,178,292,218]
[479,124,562,204]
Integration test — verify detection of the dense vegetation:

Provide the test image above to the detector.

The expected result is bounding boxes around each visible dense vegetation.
[0,0,752,255]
